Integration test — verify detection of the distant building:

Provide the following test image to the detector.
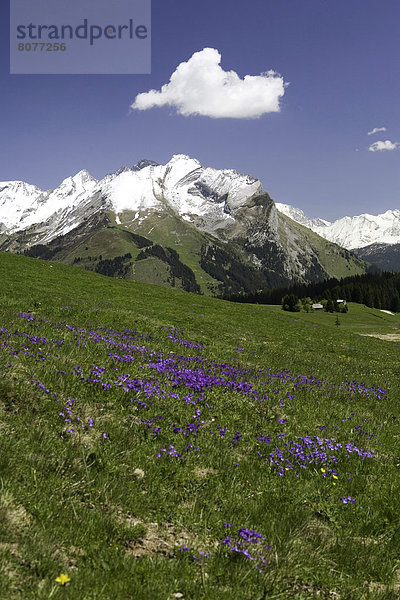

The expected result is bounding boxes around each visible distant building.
[312,303,323,310]
[337,299,347,305]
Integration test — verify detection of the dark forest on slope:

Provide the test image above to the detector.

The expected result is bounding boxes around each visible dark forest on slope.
[222,271,400,312]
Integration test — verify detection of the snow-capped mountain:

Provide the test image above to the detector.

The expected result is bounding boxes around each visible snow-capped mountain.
[0,170,98,237]
[276,203,400,250]
[0,155,368,294]
[101,154,263,232]
[0,155,263,242]
[0,180,43,230]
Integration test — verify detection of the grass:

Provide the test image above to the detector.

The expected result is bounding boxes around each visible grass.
[1,252,400,599]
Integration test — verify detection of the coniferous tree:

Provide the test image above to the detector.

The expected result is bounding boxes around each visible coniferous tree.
[282,294,301,312]
[326,299,335,313]
[390,294,400,313]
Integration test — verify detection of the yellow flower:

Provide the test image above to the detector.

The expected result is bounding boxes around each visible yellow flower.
[55,573,71,586]
[320,468,326,473]
[332,475,338,480]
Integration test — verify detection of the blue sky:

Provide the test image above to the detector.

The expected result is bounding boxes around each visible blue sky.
[1,0,399,220]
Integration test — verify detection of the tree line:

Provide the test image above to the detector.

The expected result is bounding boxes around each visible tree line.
[137,244,200,293]
[222,271,400,312]
[95,253,132,277]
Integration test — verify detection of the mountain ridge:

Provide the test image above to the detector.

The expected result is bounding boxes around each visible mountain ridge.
[0,155,368,294]
[276,202,400,250]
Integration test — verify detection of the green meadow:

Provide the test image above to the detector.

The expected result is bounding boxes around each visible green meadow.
[1,252,400,599]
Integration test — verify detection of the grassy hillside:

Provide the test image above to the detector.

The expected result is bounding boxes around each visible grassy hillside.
[278,214,368,281]
[6,199,370,297]
[1,252,400,599]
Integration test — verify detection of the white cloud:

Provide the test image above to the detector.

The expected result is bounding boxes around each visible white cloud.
[368,127,387,135]
[131,48,286,119]
[368,140,399,152]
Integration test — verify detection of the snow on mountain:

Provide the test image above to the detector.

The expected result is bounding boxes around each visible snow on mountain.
[194,166,262,210]
[5,156,398,254]
[276,203,400,250]
[275,203,330,229]
[0,181,43,229]
[0,156,371,290]
[0,155,265,244]
[101,165,164,213]
[102,154,262,223]
[313,210,400,249]
[23,170,98,233]
[0,170,98,235]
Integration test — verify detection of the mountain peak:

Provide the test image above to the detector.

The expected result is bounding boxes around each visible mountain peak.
[131,159,160,171]
[57,170,97,189]
[71,169,97,183]
[276,203,331,228]
[168,154,202,167]
[0,180,43,194]
[170,153,194,161]
[276,202,400,249]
